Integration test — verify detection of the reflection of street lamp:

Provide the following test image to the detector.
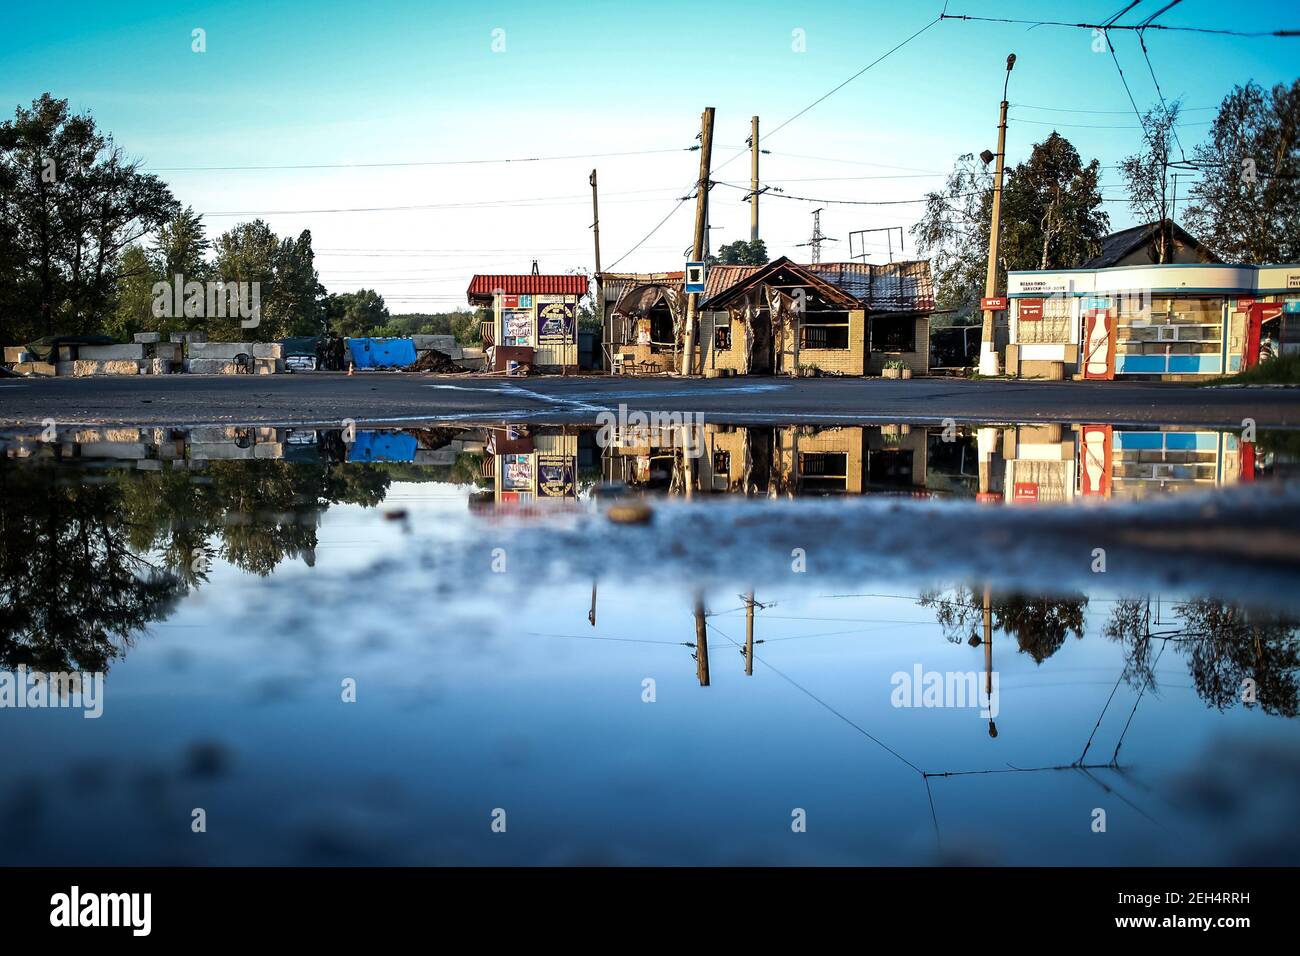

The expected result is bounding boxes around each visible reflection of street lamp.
[978,53,1016,377]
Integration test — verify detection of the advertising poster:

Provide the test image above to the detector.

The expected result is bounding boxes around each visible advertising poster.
[505,309,533,345]
[503,453,533,490]
[537,455,576,497]
[537,300,574,342]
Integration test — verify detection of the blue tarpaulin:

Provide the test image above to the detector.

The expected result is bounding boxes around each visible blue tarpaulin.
[348,431,419,462]
[346,337,417,369]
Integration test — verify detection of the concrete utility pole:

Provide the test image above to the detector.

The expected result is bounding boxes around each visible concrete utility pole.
[750,116,760,243]
[681,106,715,377]
[590,169,606,373]
[978,53,1016,378]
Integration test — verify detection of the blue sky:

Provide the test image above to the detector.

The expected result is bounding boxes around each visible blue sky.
[4,0,1298,309]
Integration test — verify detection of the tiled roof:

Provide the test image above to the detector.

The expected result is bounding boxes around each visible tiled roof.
[467,274,589,301]
[704,265,761,300]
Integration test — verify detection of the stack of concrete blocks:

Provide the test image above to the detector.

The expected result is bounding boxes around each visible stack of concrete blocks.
[184,341,284,375]
[459,346,486,371]
[188,426,286,460]
[73,343,144,376]
[134,332,183,374]
[4,346,56,376]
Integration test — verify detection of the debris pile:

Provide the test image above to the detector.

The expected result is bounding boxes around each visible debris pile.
[412,348,473,373]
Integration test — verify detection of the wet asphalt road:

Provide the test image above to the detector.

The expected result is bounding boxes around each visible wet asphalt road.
[1,372,1299,429]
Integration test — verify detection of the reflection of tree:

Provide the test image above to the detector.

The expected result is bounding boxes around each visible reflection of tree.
[1,457,397,672]
[1102,597,1158,689]
[919,586,1087,662]
[0,466,183,672]
[920,585,981,644]
[116,460,391,578]
[995,595,1088,663]
[1175,600,1299,718]
[1104,597,1300,718]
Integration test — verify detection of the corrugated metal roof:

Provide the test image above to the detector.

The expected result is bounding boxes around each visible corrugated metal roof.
[467,274,589,300]
[599,259,934,313]
[819,260,935,313]
[599,272,683,304]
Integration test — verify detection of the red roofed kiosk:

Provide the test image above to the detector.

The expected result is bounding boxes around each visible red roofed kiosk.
[467,274,589,373]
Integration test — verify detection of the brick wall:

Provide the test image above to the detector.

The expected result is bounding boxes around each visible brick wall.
[866,316,930,375]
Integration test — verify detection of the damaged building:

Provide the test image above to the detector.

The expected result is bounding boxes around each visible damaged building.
[602,257,934,376]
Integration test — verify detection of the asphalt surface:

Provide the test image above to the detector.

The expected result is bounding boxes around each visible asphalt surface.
[2,371,1299,429]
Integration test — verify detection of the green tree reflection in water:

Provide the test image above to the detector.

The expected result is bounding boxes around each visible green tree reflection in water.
[0,457,394,673]
[1105,597,1300,718]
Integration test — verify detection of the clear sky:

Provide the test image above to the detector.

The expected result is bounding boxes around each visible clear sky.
[4,1,1298,311]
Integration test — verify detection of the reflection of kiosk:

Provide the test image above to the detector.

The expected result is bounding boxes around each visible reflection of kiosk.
[487,429,579,511]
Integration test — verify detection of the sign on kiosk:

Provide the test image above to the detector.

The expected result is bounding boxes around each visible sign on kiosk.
[1018,298,1044,321]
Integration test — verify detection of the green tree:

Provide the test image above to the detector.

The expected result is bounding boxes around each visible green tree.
[1184,80,1300,264]
[1001,131,1108,271]
[324,289,389,338]
[914,133,1107,312]
[912,154,994,313]
[211,219,280,339]
[0,93,178,343]
[105,244,157,341]
[1119,103,1182,263]
[716,239,769,265]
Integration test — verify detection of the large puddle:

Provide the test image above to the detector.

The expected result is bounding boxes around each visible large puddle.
[2,420,1298,864]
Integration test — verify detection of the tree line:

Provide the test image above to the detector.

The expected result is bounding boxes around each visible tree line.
[0,93,484,346]
[912,79,1300,315]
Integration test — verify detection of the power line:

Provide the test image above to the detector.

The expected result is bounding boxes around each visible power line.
[147,146,692,173]
[606,13,942,269]
[1012,102,1213,114]
[1012,117,1209,130]
[938,10,1300,37]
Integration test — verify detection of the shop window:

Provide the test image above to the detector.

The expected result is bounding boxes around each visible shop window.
[713,450,731,474]
[799,452,848,493]
[801,310,850,350]
[872,316,915,352]
[1017,294,1071,344]
[715,324,732,351]
[868,449,913,488]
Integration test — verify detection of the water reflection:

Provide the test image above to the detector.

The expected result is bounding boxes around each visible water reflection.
[1,419,1298,864]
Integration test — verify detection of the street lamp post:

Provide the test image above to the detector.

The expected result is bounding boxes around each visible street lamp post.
[978,53,1015,378]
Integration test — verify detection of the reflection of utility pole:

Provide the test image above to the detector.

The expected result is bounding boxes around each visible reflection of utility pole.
[694,595,710,687]
[588,580,597,627]
[983,584,997,738]
[744,590,756,676]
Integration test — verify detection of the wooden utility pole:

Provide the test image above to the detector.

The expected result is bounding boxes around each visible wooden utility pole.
[694,595,710,687]
[681,106,715,376]
[744,590,755,675]
[978,54,1015,377]
[750,116,760,242]
[590,169,606,374]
